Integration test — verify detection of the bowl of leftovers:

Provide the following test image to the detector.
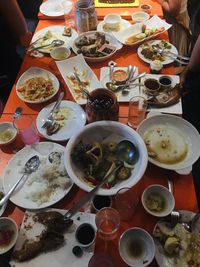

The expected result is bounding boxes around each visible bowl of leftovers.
[104,13,121,30]
[0,122,17,146]
[64,121,148,195]
[119,227,155,267]
[137,113,200,174]
[142,184,175,217]
[131,11,150,24]
[50,46,71,60]
[0,217,18,254]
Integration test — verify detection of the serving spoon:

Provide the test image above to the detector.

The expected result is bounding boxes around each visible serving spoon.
[29,39,65,52]
[0,155,40,207]
[63,140,139,220]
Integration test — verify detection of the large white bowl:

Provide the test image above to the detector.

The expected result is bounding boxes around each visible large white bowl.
[64,121,148,195]
[137,113,200,174]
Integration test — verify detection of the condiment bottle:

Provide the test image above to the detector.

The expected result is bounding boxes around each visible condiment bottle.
[150,60,163,74]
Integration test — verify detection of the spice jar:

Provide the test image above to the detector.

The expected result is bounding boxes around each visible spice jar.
[74,0,97,33]
[85,88,119,123]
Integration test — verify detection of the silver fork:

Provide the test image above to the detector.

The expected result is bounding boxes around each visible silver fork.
[41,91,64,129]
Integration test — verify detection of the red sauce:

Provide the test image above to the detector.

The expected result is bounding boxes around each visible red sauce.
[0,226,14,247]
[112,70,128,83]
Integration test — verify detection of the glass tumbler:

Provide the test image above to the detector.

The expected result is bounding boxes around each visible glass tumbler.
[14,115,40,145]
[127,96,147,129]
[85,88,119,123]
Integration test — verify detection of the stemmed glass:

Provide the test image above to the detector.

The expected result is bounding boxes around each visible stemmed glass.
[60,0,74,27]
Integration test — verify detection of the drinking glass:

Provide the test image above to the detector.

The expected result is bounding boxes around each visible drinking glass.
[95,207,120,241]
[60,0,73,27]
[115,187,139,221]
[14,115,40,145]
[127,96,147,129]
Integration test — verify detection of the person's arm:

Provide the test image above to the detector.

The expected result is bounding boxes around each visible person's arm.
[0,0,30,45]
[180,35,200,84]
[158,0,181,17]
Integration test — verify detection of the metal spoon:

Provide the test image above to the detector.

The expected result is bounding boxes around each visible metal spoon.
[0,155,40,207]
[30,39,65,52]
[63,140,138,220]
[106,72,146,92]
[13,107,23,120]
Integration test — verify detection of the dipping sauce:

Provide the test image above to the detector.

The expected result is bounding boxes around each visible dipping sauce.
[76,223,95,247]
[144,78,160,95]
[140,4,152,14]
[159,76,172,90]
[92,195,112,212]
[0,225,15,247]
[0,129,15,143]
[112,69,128,84]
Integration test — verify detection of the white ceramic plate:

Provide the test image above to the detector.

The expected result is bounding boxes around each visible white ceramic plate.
[100,66,140,102]
[3,142,73,209]
[36,100,86,141]
[31,25,78,53]
[16,67,60,104]
[97,18,131,33]
[137,114,200,174]
[39,0,64,17]
[113,15,172,46]
[56,54,101,105]
[153,210,195,267]
[137,40,178,65]
[72,31,123,62]
[0,179,7,216]
[10,209,96,267]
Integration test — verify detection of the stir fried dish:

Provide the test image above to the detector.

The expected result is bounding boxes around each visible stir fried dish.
[141,40,172,61]
[71,141,134,188]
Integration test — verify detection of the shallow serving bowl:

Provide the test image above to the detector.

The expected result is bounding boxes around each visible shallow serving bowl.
[137,113,200,174]
[64,121,148,195]
[141,184,175,217]
[0,122,17,146]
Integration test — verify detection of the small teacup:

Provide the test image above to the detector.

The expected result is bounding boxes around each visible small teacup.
[75,223,96,250]
[144,78,160,96]
[159,75,173,91]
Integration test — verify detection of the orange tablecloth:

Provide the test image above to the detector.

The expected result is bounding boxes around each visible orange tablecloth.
[0,5,199,266]
[38,0,163,20]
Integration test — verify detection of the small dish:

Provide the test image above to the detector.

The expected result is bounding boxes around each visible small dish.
[140,4,152,14]
[144,78,161,95]
[131,11,150,24]
[50,46,71,60]
[0,217,18,254]
[112,69,128,84]
[141,184,175,217]
[0,122,17,146]
[104,14,121,30]
[159,75,173,91]
[119,227,155,267]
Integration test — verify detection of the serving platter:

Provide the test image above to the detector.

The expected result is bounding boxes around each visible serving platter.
[71,31,123,62]
[31,25,78,53]
[10,209,96,267]
[3,142,73,209]
[153,210,196,267]
[137,40,178,65]
[56,54,101,105]
[113,15,172,46]
[16,67,60,104]
[36,100,86,141]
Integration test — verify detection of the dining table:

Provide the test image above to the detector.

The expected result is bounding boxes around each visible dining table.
[0,1,199,266]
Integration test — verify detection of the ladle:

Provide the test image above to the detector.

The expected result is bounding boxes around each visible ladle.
[63,140,139,220]
[0,155,40,207]
[30,39,65,52]
[106,72,146,92]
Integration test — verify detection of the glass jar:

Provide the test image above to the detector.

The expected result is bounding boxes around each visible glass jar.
[85,88,119,123]
[74,0,97,33]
